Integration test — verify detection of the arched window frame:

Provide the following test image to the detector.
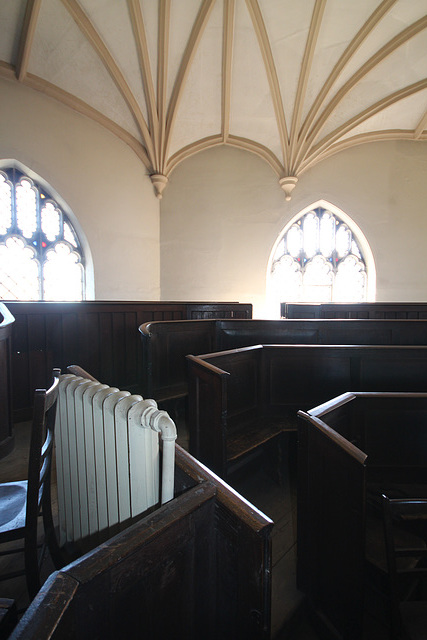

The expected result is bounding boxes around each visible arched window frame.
[267,200,376,316]
[0,161,93,301]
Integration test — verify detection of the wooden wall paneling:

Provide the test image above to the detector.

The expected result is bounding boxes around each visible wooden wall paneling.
[98,312,115,386]
[45,313,63,380]
[111,311,127,387]
[6,302,252,418]
[284,302,427,319]
[11,312,31,418]
[61,310,79,380]
[79,310,101,379]
[27,312,48,396]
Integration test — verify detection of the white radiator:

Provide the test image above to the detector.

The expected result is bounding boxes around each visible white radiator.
[55,374,177,546]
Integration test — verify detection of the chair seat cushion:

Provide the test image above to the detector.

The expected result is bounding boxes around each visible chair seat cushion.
[0,481,28,535]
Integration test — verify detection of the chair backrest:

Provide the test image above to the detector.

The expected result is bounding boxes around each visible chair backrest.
[25,369,61,541]
[382,494,427,638]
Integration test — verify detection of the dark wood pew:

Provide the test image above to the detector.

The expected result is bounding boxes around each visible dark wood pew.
[6,301,251,420]
[297,392,427,639]
[10,445,272,640]
[187,344,427,479]
[0,303,15,458]
[140,317,427,407]
[282,301,427,319]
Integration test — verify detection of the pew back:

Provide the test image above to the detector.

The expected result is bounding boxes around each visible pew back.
[7,301,251,419]
[141,318,427,404]
[282,302,427,319]
[187,344,427,477]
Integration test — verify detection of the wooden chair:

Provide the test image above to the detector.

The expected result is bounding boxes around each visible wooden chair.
[0,369,63,601]
[382,494,427,640]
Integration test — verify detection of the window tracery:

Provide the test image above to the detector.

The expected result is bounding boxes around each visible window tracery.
[0,168,84,301]
[270,206,367,304]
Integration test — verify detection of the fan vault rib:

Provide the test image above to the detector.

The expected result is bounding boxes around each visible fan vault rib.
[222,0,235,142]
[246,0,290,172]
[164,0,216,169]
[301,79,427,172]
[294,0,398,170]
[61,0,156,166]
[288,0,326,172]
[304,16,427,160]
[16,0,42,82]
[128,0,160,170]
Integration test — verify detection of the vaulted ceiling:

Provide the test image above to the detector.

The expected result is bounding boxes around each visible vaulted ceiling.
[1,0,426,199]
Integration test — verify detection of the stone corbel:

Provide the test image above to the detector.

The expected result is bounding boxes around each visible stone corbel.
[279,176,298,201]
[150,174,168,199]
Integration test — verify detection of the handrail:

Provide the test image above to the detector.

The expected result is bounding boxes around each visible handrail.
[297,409,368,465]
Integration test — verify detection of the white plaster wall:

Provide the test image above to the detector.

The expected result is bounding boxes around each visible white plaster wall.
[160,142,427,317]
[0,77,160,300]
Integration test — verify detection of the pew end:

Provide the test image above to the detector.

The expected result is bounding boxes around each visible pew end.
[297,391,427,639]
[10,445,273,640]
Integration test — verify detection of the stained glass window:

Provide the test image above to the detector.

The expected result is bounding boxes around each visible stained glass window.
[270,206,367,304]
[0,167,84,301]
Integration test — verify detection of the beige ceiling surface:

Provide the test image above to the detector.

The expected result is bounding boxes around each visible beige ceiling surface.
[1,0,426,199]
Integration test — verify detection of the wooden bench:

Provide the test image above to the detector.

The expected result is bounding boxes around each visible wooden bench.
[297,392,427,639]
[187,344,427,478]
[282,301,427,319]
[139,318,427,408]
[10,445,272,640]
[7,301,251,420]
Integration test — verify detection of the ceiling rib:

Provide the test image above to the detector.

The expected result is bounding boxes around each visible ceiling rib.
[128,0,160,170]
[289,0,326,171]
[16,0,42,82]
[294,0,398,170]
[246,0,290,172]
[0,62,15,79]
[221,0,235,142]
[157,0,171,172]
[166,134,223,174]
[1,0,424,200]
[301,129,423,173]
[164,0,216,168]
[415,109,427,139]
[304,16,427,157]
[301,79,427,171]
[25,72,152,168]
[0,60,153,169]
[226,135,284,175]
[61,0,155,166]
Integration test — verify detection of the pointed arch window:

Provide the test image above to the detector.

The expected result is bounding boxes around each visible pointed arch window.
[0,168,85,301]
[270,206,369,305]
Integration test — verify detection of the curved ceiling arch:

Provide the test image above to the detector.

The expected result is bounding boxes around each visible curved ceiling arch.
[0,0,426,199]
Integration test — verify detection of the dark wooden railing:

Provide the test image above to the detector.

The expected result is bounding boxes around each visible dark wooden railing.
[282,301,427,319]
[140,318,427,406]
[187,343,427,478]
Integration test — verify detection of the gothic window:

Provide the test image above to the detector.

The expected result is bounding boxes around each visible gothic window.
[270,206,368,304]
[0,168,84,301]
